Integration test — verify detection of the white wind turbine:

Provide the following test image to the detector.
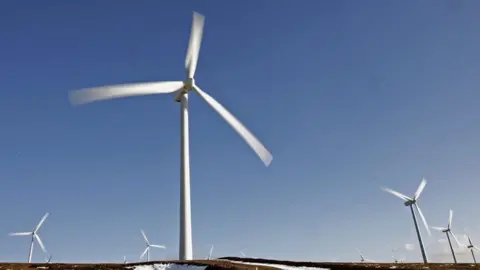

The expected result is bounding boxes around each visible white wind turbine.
[45,254,52,264]
[356,248,375,263]
[382,178,431,264]
[207,245,214,260]
[140,230,166,262]
[68,11,273,261]
[465,235,479,263]
[431,209,462,263]
[9,212,50,263]
[392,248,405,263]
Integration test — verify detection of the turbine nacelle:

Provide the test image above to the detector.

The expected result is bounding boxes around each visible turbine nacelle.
[404,200,415,207]
[175,78,196,102]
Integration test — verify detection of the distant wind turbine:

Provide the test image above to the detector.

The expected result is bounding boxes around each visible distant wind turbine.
[432,209,461,263]
[465,235,480,263]
[392,248,405,263]
[45,254,52,264]
[356,248,375,263]
[140,230,166,261]
[123,256,128,264]
[382,178,431,264]
[68,11,273,261]
[9,212,50,263]
[207,245,214,260]
[240,250,246,257]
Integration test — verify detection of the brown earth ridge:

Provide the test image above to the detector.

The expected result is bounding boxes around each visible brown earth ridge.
[0,257,478,270]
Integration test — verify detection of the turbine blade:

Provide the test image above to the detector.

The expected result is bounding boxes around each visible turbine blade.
[35,234,47,253]
[448,209,453,229]
[431,226,447,231]
[415,203,431,236]
[450,231,462,247]
[193,85,273,166]
[141,230,150,245]
[150,244,166,249]
[69,81,184,105]
[413,178,427,200]
[9,232,32,236]
[140,247,149,260]
[474,246,480,252]
[185,12,205,78]
[35,212,50,233]
[382,188,412,201]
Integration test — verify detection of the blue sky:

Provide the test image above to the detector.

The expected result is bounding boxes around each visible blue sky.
[1,0,480,264]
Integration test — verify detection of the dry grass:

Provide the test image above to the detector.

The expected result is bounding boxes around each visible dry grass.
[0,258,478,270]
[0,260,277,270]
[221,256,480,270]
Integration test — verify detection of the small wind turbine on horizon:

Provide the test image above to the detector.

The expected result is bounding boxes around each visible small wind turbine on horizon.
[431,209,462,263]
[465,235,480,263]
[382,178,431,264]
[68,11,273,261]
[45,254,52,264]
[140,230,166,262]
[9,212,50,263]
[392,248,405,263]
[123,256,128,264]
[356,248,375,263]
[207,245,214,260]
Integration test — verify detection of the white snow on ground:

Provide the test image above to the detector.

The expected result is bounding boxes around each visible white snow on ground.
[131,264,207,270]
[236,261,329,270]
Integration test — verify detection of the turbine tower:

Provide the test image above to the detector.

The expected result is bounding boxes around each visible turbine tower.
[68,11,273,261]
[382,178,431,264]
[9,212,50,263]
[465,235,479,263]
[140,230,166,261]
[432,209,461,263]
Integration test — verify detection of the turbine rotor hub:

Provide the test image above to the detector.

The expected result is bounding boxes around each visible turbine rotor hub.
[404,200,414,206]
[175,78,195,102]
[183,78,195,92]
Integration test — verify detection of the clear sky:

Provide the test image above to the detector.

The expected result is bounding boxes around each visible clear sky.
[1,0,480,264]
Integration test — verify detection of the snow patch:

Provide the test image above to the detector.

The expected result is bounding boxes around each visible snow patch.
[238,261,329,270]
[131,264,207,270]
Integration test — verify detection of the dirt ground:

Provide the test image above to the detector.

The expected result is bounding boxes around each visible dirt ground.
[0,260,276,270]
[0,258,478,270]
[221,257,480,270]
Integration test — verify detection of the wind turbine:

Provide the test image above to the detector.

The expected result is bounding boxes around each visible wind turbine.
[382,178,431,264]
[9,212,50,263]
[392,248,405,263]
[207,245,214,260]
[45,254,52,264]
[356,248,375,263]
[140,230,166,262]
[465,235,479,263]
[432,209,462,263]
[68,11,273,261]
[123,256,128,264]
